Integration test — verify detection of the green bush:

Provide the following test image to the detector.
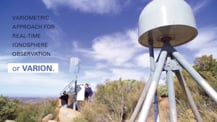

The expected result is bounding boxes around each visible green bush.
[158,85,168,97]
[0,96,18,122]
[15,99,58,122]
[174,55,217,120]
[0,96,58,122]
[74,79,144,122]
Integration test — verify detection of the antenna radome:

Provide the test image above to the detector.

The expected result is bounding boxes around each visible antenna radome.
[138,0,198,48]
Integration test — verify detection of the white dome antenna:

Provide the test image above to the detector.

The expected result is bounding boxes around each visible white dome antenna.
[138,0,197,48]
[131,0,217,122]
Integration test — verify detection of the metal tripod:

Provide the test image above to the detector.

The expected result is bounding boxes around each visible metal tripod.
[130,39,217,122]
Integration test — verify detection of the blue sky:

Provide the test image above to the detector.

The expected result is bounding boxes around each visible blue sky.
[0,0,217,97]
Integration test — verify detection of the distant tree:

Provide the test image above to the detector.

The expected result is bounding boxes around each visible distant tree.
[174,55,217,121]
[99,79,145,122]
[0,96,18,122]
[194,55,217,78]
[193,55,217,91]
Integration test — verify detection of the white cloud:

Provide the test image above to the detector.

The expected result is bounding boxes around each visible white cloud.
[72,28,172,87]
[0,55,15,60]
[72,28,151,84]
[0,56,22,72]
[184,27,217,58]
[196,47,217,59]
[0,63,8,72]
[42,0,122,14]
[0,72,71,96]
[126,29,144,49]
[135,50,160,68]
[90,29,143,66]
[45,22,65,49]
[111,68,146,81]
[135,53,150,68]
[192,0,209,14]
[82,70,110,80]
[79,69,112,90]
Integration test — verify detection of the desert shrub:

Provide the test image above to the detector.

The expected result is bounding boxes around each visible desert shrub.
[15,99,58,122]
[0,96,18,121]
[16,103,41,122]
[39,99,59,118]
[74,79,144,122]
[174,55,217,121]
[158,85,168,97]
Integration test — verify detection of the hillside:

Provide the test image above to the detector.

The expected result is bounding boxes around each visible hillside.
[1,55,217,122]
[9,97,56,104]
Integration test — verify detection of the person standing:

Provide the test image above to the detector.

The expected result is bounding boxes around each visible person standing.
[59,91,69,108]
[84,83,93,102]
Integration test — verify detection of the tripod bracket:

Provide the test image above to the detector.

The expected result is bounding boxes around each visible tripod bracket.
[164,58,181,71]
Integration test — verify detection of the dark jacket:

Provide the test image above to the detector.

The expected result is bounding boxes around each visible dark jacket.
[85,87,93,98]
[59,93,69,105]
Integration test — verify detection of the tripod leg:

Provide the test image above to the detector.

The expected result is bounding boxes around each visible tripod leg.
[149,39,159,122]
[138,50,168,122]
[175,70,203,122]
[154,91,159,122]
[130,75,152,122]
[166,57,177,122]
[173,52,217,103]
[130,40,156,122]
